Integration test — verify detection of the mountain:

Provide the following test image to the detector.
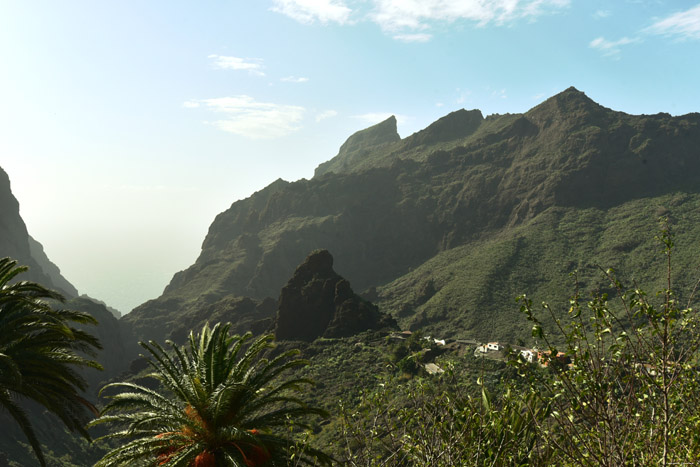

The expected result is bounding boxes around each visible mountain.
[124,87,700,345]
[0,166,78,298]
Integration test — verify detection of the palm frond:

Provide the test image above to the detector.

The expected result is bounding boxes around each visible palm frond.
[93,324,329,466]
[0,257,102,465]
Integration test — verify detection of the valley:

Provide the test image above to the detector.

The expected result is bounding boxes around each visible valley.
[3,87,700,465]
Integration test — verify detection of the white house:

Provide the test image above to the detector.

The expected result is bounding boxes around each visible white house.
[424,363,445,375]
[487,342,500,351]
[520,349,535,363]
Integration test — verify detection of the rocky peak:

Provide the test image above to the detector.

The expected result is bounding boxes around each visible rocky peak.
[339,116,400,154]
[288,249,334,285]
[404,108,484,147]
[526,87,608,127]
[274,250,397,342]
[314,116,401,177]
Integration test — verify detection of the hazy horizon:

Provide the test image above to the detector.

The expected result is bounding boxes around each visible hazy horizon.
[2,1,698,313]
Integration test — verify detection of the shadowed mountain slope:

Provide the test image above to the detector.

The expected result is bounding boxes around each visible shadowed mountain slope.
[124,87,700,343]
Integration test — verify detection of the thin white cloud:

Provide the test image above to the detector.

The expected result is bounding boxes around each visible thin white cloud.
[456,88,472,104]
[208,54,265,76]
[315,110,338,122]
[186,96,305,139]
[272,0,568,40]
[352,112,408,126]
[393,32,433,42]
[370,0,570,34]
[281,76,310,83]
[182,101,200,108]
[271,0,352,24]
[645,4,700,40]
[589,36,638,56]
[492,88,507,99]
[593,9,611,19]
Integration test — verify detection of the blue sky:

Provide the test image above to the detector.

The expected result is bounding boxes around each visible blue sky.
[1,0,699,313]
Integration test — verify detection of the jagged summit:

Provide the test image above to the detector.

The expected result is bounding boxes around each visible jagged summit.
[526,86,609,127]
[403,109,484,148]
[313,88,614,178]
[339,115,400,154]
[314,116,400,177]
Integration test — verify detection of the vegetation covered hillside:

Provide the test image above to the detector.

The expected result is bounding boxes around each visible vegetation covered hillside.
[124,87,700,345]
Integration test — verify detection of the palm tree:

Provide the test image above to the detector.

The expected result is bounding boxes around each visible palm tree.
[0,257,103,466]
[91,322,332,466]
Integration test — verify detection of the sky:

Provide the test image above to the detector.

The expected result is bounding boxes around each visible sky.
[1,0,699,314]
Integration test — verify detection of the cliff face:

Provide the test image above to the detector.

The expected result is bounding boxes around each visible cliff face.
[0,167,78,298]
[124,88,700,343]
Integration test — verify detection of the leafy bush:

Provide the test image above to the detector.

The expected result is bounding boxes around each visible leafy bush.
[338,220,700,466]
[517,219,700,465]
[338,377,551,466]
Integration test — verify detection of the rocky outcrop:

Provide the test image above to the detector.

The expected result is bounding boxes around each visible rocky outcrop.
[314,116,401,177]
[274,250,397,342]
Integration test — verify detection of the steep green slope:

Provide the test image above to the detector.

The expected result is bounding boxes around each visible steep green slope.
[379,193,700,343]
[124,87,700,345]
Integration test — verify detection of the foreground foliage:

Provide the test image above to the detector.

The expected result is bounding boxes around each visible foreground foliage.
[518,221,700,465]
[338,378,552,466]
[91,323,332,466]
[0,257,102,466]
[335,221,700,465]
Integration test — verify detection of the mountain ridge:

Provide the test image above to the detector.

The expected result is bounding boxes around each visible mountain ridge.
[123,87,700,344]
